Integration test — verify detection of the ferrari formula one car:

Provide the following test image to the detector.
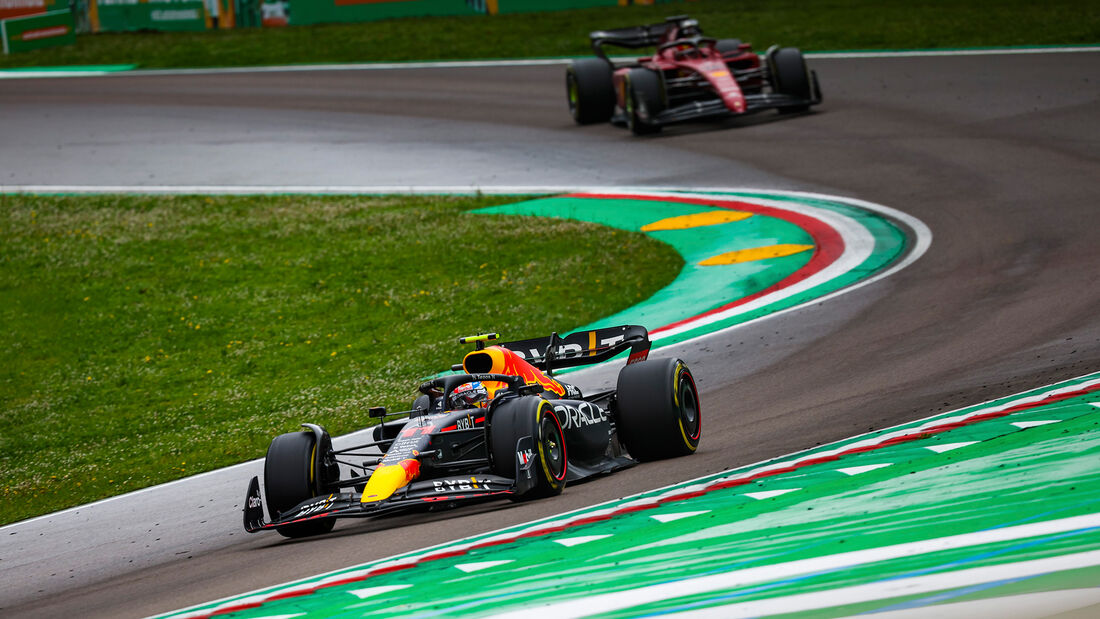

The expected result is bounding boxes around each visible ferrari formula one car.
[243,325,701,538]
[566,14,822,134]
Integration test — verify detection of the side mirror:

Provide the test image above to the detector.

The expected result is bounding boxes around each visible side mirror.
[368,406,387,419]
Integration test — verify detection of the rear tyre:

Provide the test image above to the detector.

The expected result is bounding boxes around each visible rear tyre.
[566,58,615,125]
[625,68,664,135]
[490,396,567,500]
[264,431,336,538]
[615,358,701,461]
[769,46,812,113]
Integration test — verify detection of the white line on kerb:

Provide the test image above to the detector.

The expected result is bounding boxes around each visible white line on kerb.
[491,516,1100,619]
[664,551,1100,619]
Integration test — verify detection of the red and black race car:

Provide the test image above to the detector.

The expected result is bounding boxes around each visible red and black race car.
[567,14,822,134]
[243,325,701,538]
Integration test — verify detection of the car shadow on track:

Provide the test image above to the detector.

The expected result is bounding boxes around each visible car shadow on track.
[254,498,521,547]
[634,109,822,138]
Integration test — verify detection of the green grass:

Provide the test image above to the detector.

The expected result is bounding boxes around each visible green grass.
[1,0,1097,69]
[0,194,683,525]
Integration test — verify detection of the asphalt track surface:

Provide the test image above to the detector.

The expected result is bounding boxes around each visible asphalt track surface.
[2,51,1099,617]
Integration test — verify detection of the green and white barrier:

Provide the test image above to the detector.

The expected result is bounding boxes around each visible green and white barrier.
[1,9,74,54]
[92,0,206,32]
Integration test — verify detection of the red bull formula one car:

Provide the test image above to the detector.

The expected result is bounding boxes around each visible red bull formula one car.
[567,15,822,134]
[243,325,701,538]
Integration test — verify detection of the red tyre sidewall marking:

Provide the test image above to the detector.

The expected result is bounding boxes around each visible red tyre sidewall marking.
[542,402,567,483]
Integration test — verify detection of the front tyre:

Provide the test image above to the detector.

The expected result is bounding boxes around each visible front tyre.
[264,431,336,538]
[625,68,664,135]
[768,46,812,113]
[615,358,701,461]
[490,396,567,500]
[566,58,615,125]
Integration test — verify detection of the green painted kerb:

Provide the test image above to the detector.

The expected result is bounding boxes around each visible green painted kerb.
[0,64,136,73]
[162,373,1100,618]
[475,191,910,347]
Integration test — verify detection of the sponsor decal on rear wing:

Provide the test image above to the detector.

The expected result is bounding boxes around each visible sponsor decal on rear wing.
[498,324,650,371]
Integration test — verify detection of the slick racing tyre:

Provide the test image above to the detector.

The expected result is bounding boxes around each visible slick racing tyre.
[566,58,615,125]
[615,358,701,461]
[768,46,812,113]
[715,38,744,56]
[264,431,337,538]
[490,396,567,500]
[625,68,665,135]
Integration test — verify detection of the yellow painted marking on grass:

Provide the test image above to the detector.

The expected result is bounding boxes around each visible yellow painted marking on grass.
[700,244,814,266]
[640,210,752,231]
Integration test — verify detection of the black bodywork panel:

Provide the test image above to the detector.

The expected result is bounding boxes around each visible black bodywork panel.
[244,326,651,534]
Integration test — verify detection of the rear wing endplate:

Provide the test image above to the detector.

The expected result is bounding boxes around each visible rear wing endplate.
[498,325,650,372]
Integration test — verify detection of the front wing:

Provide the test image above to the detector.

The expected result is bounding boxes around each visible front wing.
[245,434,547,533]
[244,473,517,533]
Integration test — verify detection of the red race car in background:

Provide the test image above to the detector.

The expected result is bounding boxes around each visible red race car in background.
[567,15,822,135]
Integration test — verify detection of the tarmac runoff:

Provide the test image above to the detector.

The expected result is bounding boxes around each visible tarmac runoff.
[158,371,1100,618]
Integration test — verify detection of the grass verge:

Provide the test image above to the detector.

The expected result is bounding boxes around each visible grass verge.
[0,0,1097,70]
[0,193,683,525]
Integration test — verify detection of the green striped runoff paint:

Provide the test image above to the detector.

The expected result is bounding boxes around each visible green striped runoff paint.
[159,371,1100,618]
[476,189,924,348]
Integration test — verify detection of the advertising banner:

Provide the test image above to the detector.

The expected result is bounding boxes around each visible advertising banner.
[286,0,629,26]
[1,8,75,53]
[494,0,623,14]
[92,0,206,32]
[1,0,46,20]
[290,0,480,27]
[259,0,286,26]
[0,0,69,20]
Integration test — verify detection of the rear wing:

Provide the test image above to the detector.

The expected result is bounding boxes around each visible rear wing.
[589,14,697,60]
[499,325,650,372]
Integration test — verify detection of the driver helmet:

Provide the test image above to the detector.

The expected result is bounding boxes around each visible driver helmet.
[679,18,701,36]
[449,381,489,410]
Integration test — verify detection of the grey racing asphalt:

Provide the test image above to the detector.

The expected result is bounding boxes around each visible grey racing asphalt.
[1,50,1098,618]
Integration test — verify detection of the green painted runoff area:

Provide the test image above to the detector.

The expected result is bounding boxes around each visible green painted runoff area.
[477,191,909,346]
[163,373,1100,618]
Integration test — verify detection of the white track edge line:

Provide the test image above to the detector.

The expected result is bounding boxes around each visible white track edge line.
[1,46,1098,80]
